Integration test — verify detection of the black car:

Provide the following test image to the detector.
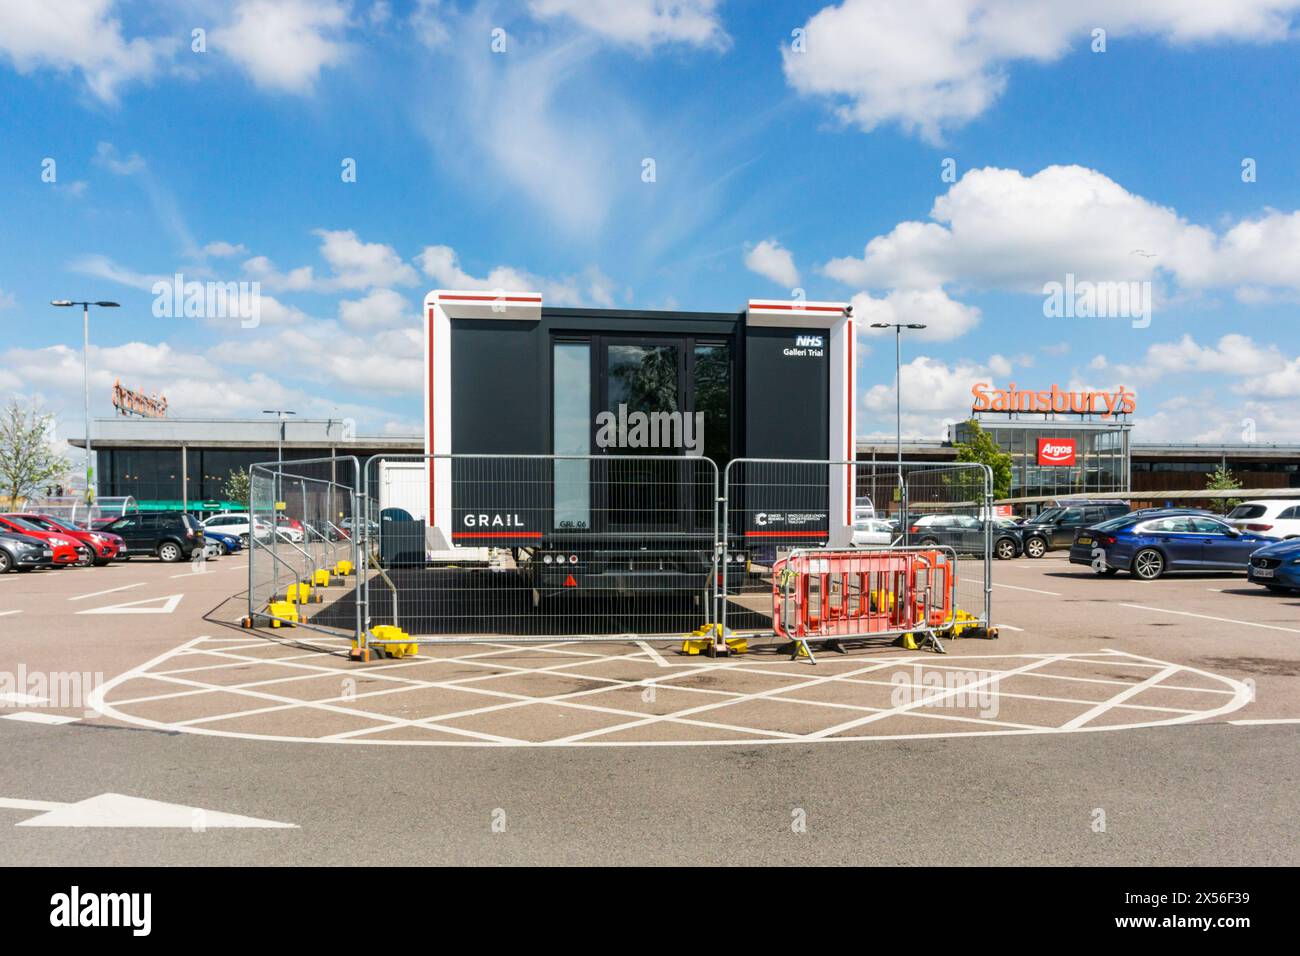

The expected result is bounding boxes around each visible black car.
[0,530,55,573]
[1021,501,1130,558]
[905,513,1024,559]
[101,512,206,562]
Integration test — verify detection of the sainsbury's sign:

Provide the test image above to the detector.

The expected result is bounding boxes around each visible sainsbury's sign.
[971,383,1135,419]
[1037,438,1077,466]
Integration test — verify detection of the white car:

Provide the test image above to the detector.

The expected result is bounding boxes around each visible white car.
[852,517,896,547]
[1226,500,1300,540]
[202,513,275,547]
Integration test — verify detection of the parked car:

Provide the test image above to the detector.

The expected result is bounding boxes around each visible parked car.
[0,514,89,566]
[905,513,1024,559]
[1246,537,1300,593]
[0,530,55,573]
[201,527,242,556]
[202,513,273,548]
[852,516,895,547]
[1021,501,1130,558]
[1225,499,1300,540]
[1068,510,1270,580]
[6,513,123,565]
[100,512,206,562]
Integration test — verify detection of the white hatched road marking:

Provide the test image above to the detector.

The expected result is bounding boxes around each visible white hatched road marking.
[85,637,1255,748]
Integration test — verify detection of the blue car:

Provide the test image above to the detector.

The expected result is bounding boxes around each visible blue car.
[201,528,242,556]
[1247,537,1300,593]
[1068,509,1271,580]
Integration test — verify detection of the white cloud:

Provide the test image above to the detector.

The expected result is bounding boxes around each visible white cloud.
[213,0,350,94]
[824,165,1212,293]
[528,0,728,48]
[784,0,1300,142]
[203,241,249,258]
[850,288,981,342]
[409,0,448,47]
[94,141,146,176]
[0,288,15,310]
[338,288,412,330]
[1092,333,1289,382]
[744,239,800,288]
[860,354,1017,439]
[243,229,418,292]
[69,254,167,290]
[0,0,174,103]
[417,244,617,307]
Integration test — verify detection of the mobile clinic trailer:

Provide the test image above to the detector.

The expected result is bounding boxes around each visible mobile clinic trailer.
[414,290,856,602]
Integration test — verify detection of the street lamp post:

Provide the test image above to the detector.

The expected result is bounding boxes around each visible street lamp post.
[870,322,927,513]
[51,300,120,505]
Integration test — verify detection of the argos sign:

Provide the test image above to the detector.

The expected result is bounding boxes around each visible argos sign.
[1037,438,1077,466]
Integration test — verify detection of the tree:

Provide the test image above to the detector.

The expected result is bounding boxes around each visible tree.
[0,397,68,509]
[953,419,1013,501]
[223,468,251,509]
[1205,465,1243,514]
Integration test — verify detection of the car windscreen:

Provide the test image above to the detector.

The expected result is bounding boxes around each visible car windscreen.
[1031,508,1064,524]
[5,516,46,531]
[1226,504,1267,519]
[1092,515,1139,531]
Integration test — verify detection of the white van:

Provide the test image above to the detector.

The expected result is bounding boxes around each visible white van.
[1225,500,1300,540]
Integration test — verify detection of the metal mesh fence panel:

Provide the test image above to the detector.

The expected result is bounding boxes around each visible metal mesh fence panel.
[720,459,992,643]
[356,454,720,645]
[247,456,361,637]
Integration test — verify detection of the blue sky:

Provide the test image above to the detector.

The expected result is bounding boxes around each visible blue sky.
[2,0,1300,446]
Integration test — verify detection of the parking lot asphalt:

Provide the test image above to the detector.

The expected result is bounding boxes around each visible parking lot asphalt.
[0,551,1296,865]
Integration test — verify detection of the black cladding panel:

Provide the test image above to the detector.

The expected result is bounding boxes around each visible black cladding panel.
[743,326,829,459]
[450,319,545,454]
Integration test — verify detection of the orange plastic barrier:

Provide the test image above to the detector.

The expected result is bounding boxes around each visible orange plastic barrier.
[772,548,955,643]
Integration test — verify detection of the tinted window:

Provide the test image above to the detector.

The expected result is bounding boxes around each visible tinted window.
[1191,517,1231,534]
[1094,515,1138,532]
[139,515,161,529]
[109,517,138,532]
[1147,517,1193,533]
[1226,504,1267,519]
[1058,509,1084,525]
[1278,507,1300,520]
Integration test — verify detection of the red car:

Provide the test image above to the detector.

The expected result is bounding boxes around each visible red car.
[0,514,90,567]
[8,513,123,565]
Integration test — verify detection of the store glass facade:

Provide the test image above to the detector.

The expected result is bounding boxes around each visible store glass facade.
[99,447,354,508]
[953,419,1131,500]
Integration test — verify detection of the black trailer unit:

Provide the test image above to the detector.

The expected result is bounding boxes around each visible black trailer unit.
[422,291,856,599]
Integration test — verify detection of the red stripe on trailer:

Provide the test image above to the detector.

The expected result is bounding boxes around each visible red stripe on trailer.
[747,302,844,313]
[438,294,542,303]
[434,306,444,522]
[744,530,829,537]
[452,531,544,539]
[846,317,854,525]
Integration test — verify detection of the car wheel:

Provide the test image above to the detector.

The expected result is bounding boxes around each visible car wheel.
[240,533,250,548]
[0,551,12,574]
[1024,536,1047,559]
[995,538,1017,560]
[918,536,941,547]
[158,541,183,563]
[1132,548,1165,580]
[76,551,93,567]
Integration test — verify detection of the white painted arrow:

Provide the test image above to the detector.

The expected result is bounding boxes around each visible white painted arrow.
[76,593,183,615]
[0,793,296,828]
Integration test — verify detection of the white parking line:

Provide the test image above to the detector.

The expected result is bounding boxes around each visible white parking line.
[637,641,670,667]
[67,582,145,602]
[993,582,1062,596]
[1120,603,1300,635]
[1,712,80,726]
[995,623,1025,632]
[1062,664,1181,730]
[1229,718,1300,726]
[0,610,21,617]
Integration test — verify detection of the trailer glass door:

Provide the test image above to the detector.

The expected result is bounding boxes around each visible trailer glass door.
[602,340,683,531]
